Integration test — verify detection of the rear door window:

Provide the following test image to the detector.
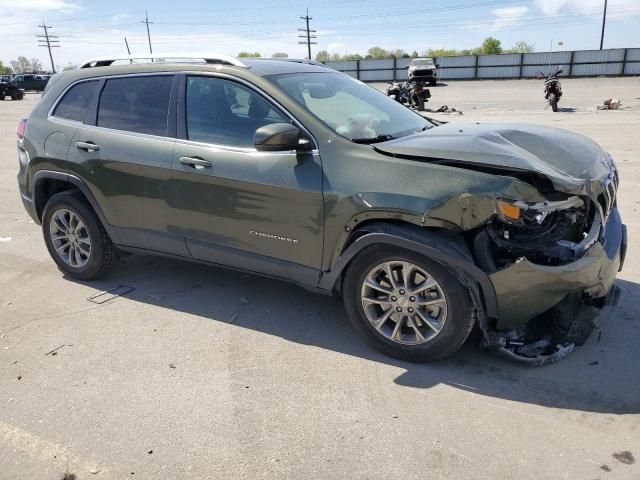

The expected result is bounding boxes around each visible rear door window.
[53,80,99,122]
[97,75,173,136]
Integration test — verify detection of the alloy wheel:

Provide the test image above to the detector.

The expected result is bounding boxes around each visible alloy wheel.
[49,208,92,268]
[361,260,448,345]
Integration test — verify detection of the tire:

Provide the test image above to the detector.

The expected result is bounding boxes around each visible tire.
[42,191,119,280]
[343,246,475,362]
[550,94,558,112]
[430,79,436,86]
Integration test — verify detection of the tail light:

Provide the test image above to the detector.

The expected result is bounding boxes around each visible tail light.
[16,118,27,139]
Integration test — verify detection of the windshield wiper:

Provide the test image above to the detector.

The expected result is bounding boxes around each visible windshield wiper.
[351,134,395,144]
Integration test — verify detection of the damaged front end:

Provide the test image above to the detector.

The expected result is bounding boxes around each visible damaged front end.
[469,165,626,365]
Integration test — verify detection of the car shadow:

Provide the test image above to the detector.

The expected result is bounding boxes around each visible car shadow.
[67,254,640,415]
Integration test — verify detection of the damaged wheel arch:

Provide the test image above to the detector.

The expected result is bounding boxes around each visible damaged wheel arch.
[318,222,500,322]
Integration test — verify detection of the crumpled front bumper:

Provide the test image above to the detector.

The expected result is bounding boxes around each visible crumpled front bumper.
[489,207,626,329]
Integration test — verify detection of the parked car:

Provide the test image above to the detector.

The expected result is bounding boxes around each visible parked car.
[0,75,13,83]
[11,74,49,91]
[16,54,626,364]
[408,57,439,86]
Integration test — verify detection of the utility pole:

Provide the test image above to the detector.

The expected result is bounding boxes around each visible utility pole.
[599,0,608,50]
[298,9,317,60]
[124,37,131,55]
[37,21,59,73]
[141,10,153,55]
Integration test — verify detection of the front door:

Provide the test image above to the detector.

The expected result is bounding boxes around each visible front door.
[166,74,324,286]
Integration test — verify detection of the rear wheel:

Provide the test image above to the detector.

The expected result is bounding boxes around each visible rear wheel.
[343,247,475,362]
[549,93,558,112]
[42,191,119,280]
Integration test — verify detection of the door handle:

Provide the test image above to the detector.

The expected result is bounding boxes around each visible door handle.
[179,156,212,169]
[76,141,100,152]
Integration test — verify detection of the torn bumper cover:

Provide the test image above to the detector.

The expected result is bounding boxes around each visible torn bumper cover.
[485,206,626,365]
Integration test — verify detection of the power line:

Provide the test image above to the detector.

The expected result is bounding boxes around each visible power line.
[298,8,317,59]
[141,10,153,55]
[37,21,59,73]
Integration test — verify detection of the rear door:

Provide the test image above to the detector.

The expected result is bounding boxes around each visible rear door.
[166,74,324,286]
[67,74,186,255]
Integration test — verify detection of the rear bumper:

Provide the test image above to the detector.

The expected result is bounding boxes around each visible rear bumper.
[489,207,626,329]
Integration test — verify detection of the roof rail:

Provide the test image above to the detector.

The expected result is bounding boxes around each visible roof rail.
[80,54,246,69]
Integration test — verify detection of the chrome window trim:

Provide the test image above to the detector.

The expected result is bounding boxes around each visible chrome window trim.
[70,123,177,144]
[46,70,320,154]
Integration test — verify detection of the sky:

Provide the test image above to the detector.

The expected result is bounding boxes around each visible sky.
[1,0,639,70]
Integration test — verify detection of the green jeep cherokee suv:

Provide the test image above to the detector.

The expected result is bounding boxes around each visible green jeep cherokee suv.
[16,55,626,364]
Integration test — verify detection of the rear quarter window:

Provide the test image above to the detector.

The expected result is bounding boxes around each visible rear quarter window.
[52,80,99,122]
[97,75,173,136]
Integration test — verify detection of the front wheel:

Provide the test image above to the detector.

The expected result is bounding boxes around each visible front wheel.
[343,247,475,362]
[549,93,558,112]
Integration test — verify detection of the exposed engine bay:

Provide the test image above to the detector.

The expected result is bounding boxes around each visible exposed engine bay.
[471,192,617,366]
[474,195,592,272]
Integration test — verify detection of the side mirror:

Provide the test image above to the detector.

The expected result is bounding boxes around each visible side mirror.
[254,123,302,152]
[557,68,564,74]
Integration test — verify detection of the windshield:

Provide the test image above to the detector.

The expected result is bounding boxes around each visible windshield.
[411,59,434,66]
[267,72,433,143]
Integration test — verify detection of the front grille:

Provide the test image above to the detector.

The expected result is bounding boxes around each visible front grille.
[597,162,619,222]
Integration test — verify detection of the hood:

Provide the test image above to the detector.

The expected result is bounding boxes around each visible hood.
[374,123,612,195]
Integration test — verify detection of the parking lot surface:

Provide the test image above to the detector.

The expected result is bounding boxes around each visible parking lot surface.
[1,78,639,479]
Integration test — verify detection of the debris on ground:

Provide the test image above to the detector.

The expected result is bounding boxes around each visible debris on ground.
[168,363,176,369]
[433,105,464,114]
[87,285,135,304]
[612,451,635,465]
[598,98,623,110]
[0,236,12,242]
[61,473,76,480]
[89,468,100,475]
[600,464,612,472]
[588,361,599,366]
[240,297,249,305]
[45,345,66,356]
[229,313,239,324]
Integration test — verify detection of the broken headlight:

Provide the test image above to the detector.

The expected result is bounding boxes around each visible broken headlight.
[478,196,592,268]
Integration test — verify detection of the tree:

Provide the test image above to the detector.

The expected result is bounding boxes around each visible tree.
[30,58,43,72]
[271,52,288,58]
[480,37,503,55]
[366,47,390,59]
[237,52,261,58]
[10,56,32,74]
[315,50,330,61]
[0,61,11,75]
[508,41,535,54]
[411,50,419,58]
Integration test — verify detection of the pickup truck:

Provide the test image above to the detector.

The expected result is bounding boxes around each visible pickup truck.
[11,74,50,91]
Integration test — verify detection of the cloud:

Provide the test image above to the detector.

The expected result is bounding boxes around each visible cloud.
[534,0,640,19]
[0,0,80,12]
[458,5,529,31]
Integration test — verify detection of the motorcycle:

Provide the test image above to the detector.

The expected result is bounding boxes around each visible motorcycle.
[538,67,563,112]
[407,80,431,111]
[386,80,430,111]
[386,81,409,104]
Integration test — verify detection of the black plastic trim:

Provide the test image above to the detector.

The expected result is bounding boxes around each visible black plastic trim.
[32,169,120,242]
[318,228,499,318]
